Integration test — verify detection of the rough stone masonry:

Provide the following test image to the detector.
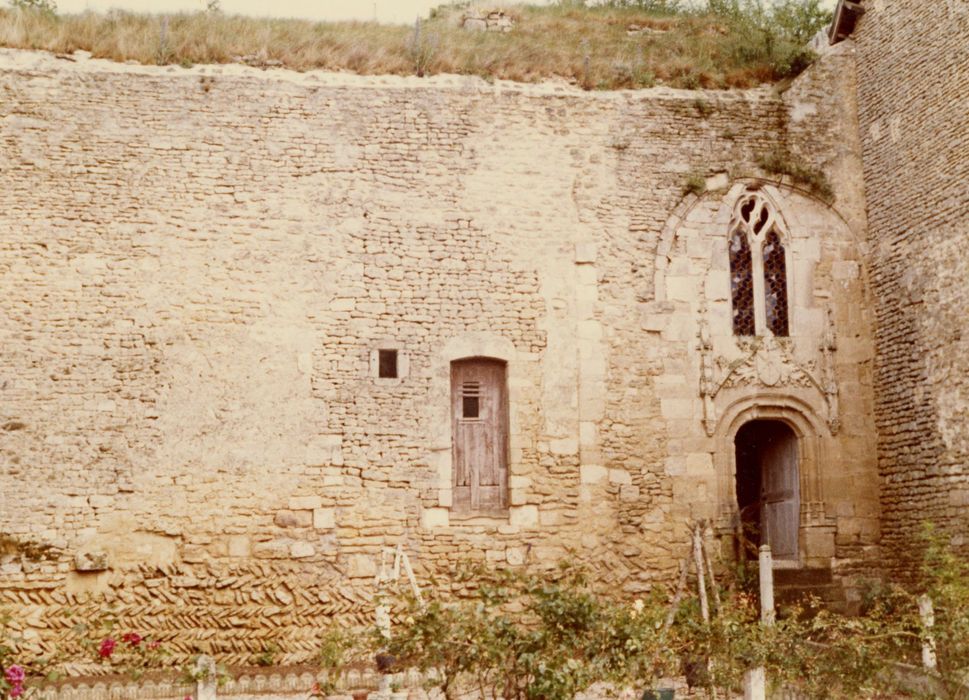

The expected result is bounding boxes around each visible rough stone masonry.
[1,41,882,667]
[851,0,969,572]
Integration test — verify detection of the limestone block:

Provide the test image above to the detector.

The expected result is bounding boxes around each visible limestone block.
[306,435,343,466]
[509,505,539,528]
[831,260,861,281]
[665,276,695,302]
[297,353,312,373]
[619,485,640,502]
[253,540,290,559]
[660,398,694,420]
[802,529,836,559]
[580,464,607,484]
[421,507,450,529]
[578,320,602,341]
[227,535,250,557]
[509,475,531,489]
[685,452,713,475]
[661,314,694,342]
[642,314,667,332]
[664,456,686,476]
[550,437,578,455]
[437,489,453,508]
[509,489,528,506]
[949,489,969,506]
[288,493,323,510]
[539,509,561,526]
[608,469,632,485]
[275,510,312,528]
[505,547,526,566]
[705,273,729,302]
[705,172,729,191]
[74,551,108,572]
[577,266,597,286]
[574,242,597,264]
[313,508,335,529]
[87,495,114,508]
[346,554,377,578]
[290,541,315,558]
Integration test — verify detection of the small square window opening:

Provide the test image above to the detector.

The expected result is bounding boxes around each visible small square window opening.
[462,395,480,418]
[378,349,398,378]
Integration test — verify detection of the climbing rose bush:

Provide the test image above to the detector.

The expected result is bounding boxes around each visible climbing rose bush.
[2,665,26,699]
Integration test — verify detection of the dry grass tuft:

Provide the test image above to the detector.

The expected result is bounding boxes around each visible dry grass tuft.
[0,3,816,90]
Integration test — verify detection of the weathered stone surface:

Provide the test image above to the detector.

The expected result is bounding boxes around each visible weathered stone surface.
[275,510,313,528]
[851,1,969,572]
[0,46,888,670]
[73,551,108,572]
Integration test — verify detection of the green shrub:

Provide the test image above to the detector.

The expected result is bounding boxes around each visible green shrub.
[380,562,673,700]
[8,0,56,15]
[756,147,834,201]
[683,172,707,196]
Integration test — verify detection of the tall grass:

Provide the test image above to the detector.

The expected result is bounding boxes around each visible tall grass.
[0,1,829,90]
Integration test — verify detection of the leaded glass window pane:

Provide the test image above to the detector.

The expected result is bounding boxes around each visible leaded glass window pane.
[764,230,789,337]
[730,229,755,336]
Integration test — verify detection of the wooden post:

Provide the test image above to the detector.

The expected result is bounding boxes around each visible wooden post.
[693,525,710,623]
[663,557,690,632]
[759,545,775,626]
[743,668,765,700]
[195,654,217,700]
[918,594,938,671]
[700,524,721,612]
[744,545,774,700]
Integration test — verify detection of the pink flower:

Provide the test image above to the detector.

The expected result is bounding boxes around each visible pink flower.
[9,684,24,698]
[99,637,116,659]
[4,665,25,684]
[122,632,142,647]
[148,640,161,651]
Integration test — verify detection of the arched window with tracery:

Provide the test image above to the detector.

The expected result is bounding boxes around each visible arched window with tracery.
[728,191,790,337]
[763,230,789,336]
[730,229,755,336]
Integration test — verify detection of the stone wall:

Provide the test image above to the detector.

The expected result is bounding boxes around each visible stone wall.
[851,0,969,566]
[0,46,878,667]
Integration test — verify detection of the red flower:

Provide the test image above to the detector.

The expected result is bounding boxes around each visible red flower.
[99,637,116,659]
[122,632,143,647]
[5,666,26,698]
[148,640,161,650]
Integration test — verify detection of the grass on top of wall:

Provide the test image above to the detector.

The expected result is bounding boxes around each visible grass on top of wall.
[0,2,824,90]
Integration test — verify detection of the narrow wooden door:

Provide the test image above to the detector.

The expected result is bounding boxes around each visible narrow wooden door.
[760,428,800,559]
[451,358,508,512]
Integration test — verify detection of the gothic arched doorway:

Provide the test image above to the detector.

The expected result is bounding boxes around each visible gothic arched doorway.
[735,420,800,560]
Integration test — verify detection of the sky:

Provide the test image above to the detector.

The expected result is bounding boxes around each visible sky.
[52,0,838,26]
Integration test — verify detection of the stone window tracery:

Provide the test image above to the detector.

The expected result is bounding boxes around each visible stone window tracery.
[728,192,790,337]
[763,230,789,336]
[730,229,756,336]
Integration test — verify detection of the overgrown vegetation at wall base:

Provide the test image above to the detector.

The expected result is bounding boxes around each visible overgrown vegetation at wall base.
[0,0,830,90]
[373,530,969,700]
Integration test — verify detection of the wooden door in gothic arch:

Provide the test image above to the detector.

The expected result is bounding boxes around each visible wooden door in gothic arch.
[735,419,800,560]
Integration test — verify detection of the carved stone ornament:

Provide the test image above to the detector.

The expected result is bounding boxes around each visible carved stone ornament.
[698,312,840,435]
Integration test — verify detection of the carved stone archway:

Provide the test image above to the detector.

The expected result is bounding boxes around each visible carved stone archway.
[714,395,830,541]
